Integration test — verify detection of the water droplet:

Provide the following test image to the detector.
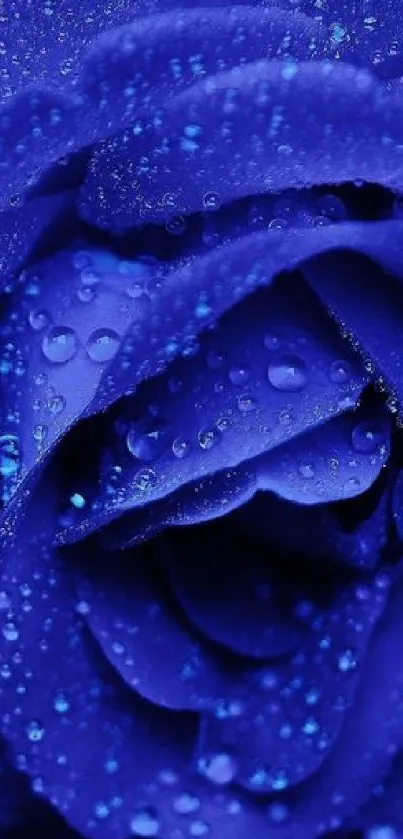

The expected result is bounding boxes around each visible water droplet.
[367,826,399,839]
[48,394,66,415]
[206,349,226,371]
[127,420,168,462]
[173,793,200,814]
[268,803,289,823]
[237,393,256,413]
[86,328,120,363]
[329,359,351,384]
[268,355,307,392]
[70,492,86,510]
[94,802,110,820]
[130,807,160,837]
[337,648,357,672]
[228,365,250,386]
[198,428,220,450]
[172,438,191,459]
[278,408,294,426]
[29,309,51,331]
[298,462,315,479]
[127,281,145,299]
[263,332,281,351]
[42,326,78,364]
[167,376,184,395]
[77,286,96,303]
[2,621,19,641]
[0,434,20,478]
[189,820,210,837]
[271,769,290,791]
[203,191,221,211]
[133,468,157,492]
[53,691,70,713]
[26,719,45,742]
[80,268,100,287]
[201,753,238,785]
[351,422,385,454]
[166,216,186,236]
[344,476,361,493]
[317,194,347,221]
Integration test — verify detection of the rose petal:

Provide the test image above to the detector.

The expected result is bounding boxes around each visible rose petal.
[0,192,74,284]
[79,61,403,229]
[0,247,155,503]
[0,479,273,839]
[56,273,370,542]
[195,569,389,793]
[161,529,307,660]
[76,401,390,551]
[0,6,325,206]
[236,474,393,571]
[73,545,241,711]
[303,250,403,416]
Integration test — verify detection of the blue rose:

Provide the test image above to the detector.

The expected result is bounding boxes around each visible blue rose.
[2,1,403,838]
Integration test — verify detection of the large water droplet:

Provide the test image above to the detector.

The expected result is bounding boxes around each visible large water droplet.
[0,434,20,478]
[268,355,307,392]
[42,327,78,364]
[86,328,120,363]
[351,422,385,454]
[130,807,160,837]
[127,420,168,462]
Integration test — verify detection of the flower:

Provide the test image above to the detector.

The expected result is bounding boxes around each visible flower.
[2,1,403,838]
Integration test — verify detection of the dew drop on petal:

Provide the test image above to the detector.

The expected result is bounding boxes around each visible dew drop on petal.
[42,326,78,364]
[267,355,307,392]
[202,191,221,211]
[29,309,51,331]
[173,793,200,814]
[77,286,96,304]
[172,438,191,459]
[86,328,120,363]
[329,359,352,384]
[351,422,385,454]
[53,691,70,713]
[200,753,238,785]
[337,648,357,672]
[198,428,220,450]
[25,720,45,742]
[0,434,20,478]
[130,807,160,837]
[228,365,250,386]
[133,468,157,492]
[127,420,168,462]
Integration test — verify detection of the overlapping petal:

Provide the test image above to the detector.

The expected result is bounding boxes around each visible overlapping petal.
[79,61,403,229]
[0,6,325,206]
[55,272,374,543]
